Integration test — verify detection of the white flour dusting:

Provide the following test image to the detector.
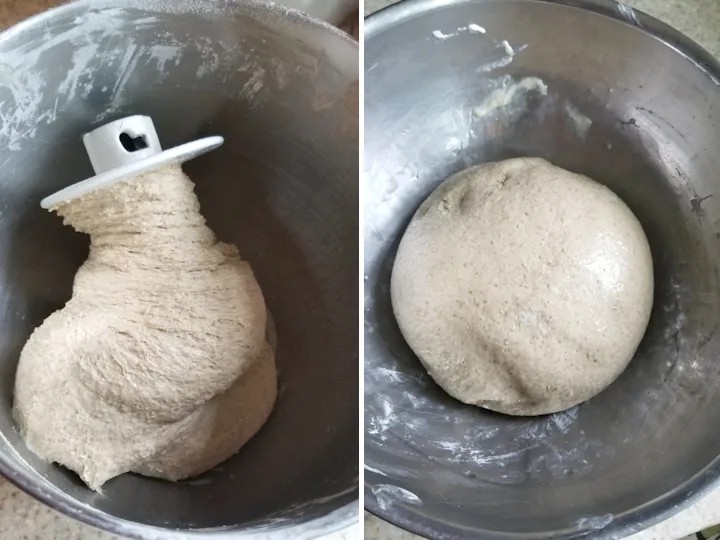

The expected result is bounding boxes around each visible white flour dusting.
[371,484,422,510]
[0,6,273,151]
[0,9,130,148]
[500,40,514,56]
[430,24,524,74]
[550,406,580,433]
[57,44,100,102]
[476,40,528,73]
[564,100,593,139]
[110,43,142,103]
[432,29,454,40]
[193,36,221,79]
[0,65,48,151]
[364,464,387,476]
[366,398,397,438]
[663,276,687,339]
[265,484,357,517]
[241,68,267,100]
[149,44,182,73]
[364,318,618,487]
[474,76,548,118]
[615,2,641,26]
[577,514,614,531]
[431,23,486,40]
[375,366,405,383]
[273,60,290,90]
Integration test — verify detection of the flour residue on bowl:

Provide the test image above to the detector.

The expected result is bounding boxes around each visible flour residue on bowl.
[615,2,641,26]
[432,29,455,40]
[57,44,101,101]
[564,100,593,139]
[148,44,183,72]
[371,484,422,510]
[576,513,614,531]
[364,335,614,484]
[473,76,548,118]
[476,40,528,73]
[0,9,137,149]
[550,406,580,432]
[0,6,276,150]
[366,397,397,439]
[431,25,526,73]
[432,23,486,40]
[365,464,388,476]
[265,484,358,518]
[240,67,267,100]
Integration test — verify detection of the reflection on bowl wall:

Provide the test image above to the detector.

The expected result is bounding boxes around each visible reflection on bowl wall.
[364,1,720,539]
[0,0,358,538]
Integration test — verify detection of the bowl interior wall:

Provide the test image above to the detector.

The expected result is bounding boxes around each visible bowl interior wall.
[364,1,720,537]
[0,1,358,532]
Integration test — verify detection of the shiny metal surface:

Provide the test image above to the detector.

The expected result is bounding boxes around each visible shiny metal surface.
[364,1,720,538]
[0,1,358,538]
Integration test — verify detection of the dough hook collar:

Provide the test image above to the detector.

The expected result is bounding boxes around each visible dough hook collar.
[40,115,223,209]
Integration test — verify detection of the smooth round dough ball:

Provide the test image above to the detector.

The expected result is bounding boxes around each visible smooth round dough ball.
[391,158,654,416]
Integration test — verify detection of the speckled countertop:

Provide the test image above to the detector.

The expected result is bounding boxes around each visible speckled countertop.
[364,0,720,539]
[0,1,358,539]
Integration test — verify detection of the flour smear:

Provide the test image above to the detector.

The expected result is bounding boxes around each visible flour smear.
[0,5,269,151]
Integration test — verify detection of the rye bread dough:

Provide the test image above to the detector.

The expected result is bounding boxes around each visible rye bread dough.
[13,164,276,490]
[391,158,654,416]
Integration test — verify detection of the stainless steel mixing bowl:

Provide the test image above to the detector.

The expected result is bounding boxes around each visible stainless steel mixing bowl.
[0,1,358,538]
[364,0,720,538]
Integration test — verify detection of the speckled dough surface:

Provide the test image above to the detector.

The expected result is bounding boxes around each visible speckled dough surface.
[12,164,276,490]
[391,158,654,416]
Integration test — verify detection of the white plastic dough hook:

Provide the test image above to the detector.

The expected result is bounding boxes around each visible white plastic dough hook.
[40,115,224,209]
